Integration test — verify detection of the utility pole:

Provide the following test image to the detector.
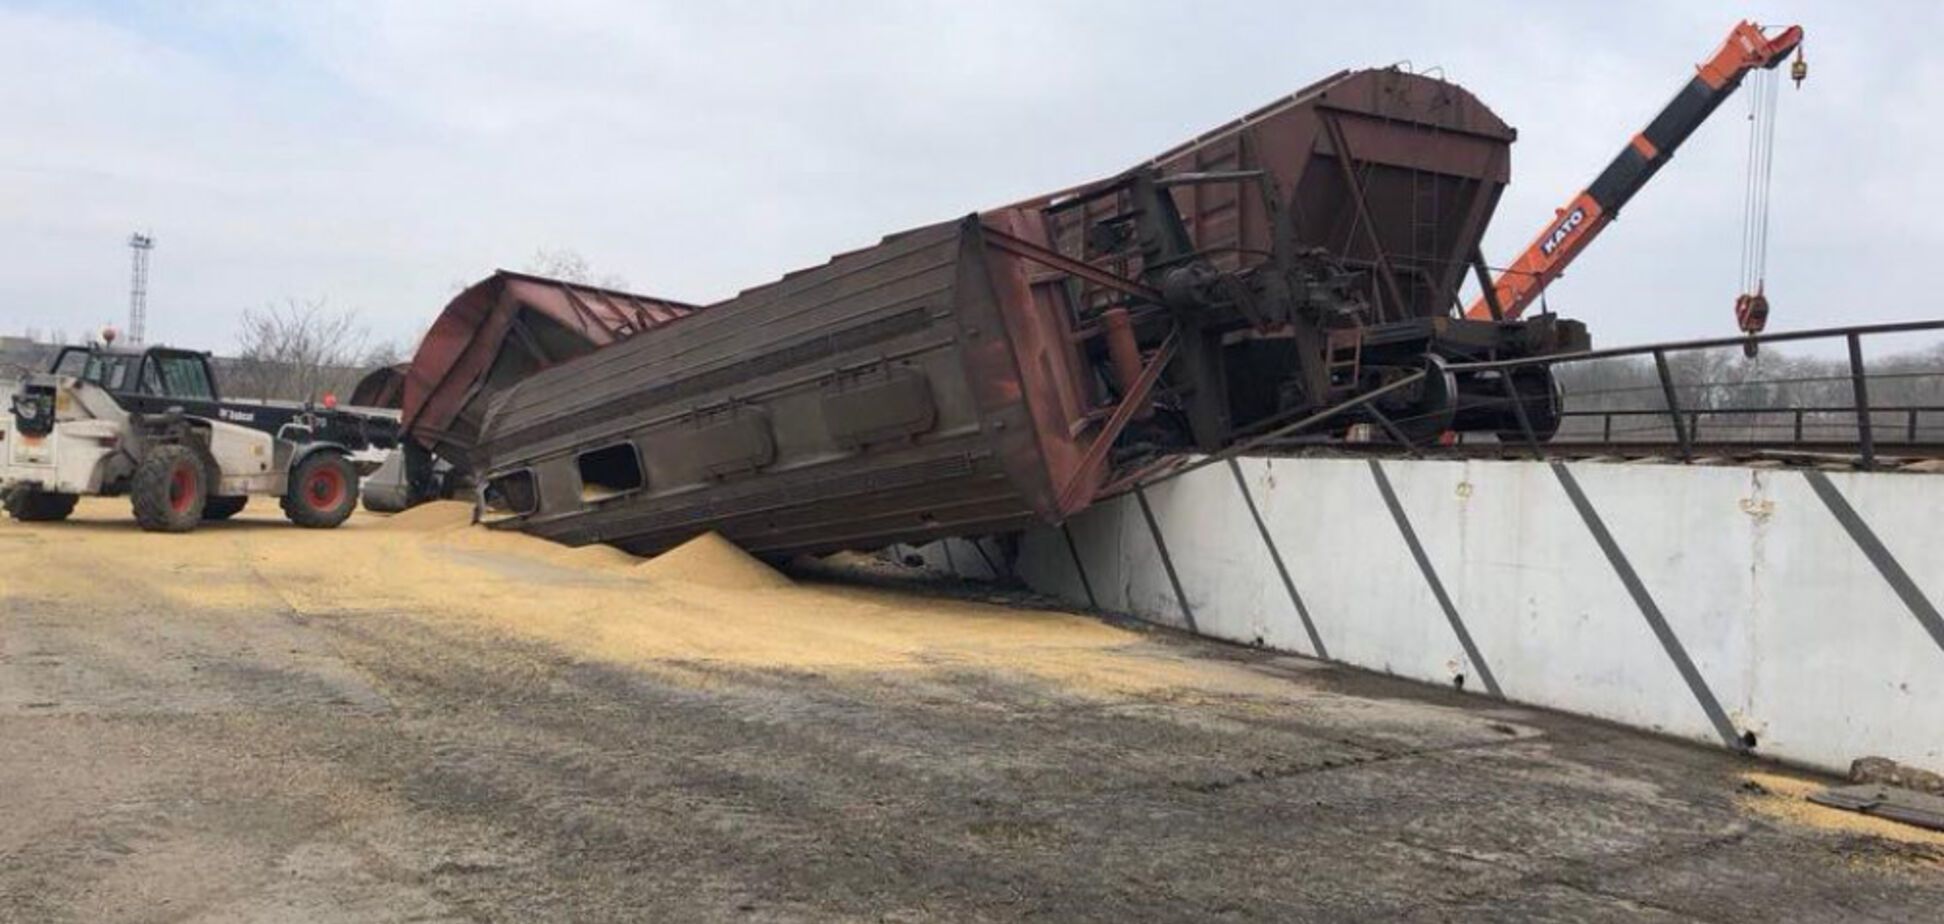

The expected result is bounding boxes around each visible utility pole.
[128,232,154,344]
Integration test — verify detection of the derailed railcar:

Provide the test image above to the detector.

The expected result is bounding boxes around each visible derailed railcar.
[382,272,701,508]
[473,68,1588,556]
[472,219,1078,556]
[403,271,701,473]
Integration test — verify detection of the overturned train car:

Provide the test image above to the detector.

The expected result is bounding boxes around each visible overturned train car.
[471,68,1588,557]
[383,271,702,507]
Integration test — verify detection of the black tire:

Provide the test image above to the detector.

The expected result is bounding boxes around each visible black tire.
[131,444,206,533]
[284,452,358,529]
[4,489,79,522]
[202,496,249,521]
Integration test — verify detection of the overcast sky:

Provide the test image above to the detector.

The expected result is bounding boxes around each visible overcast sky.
[3,1,1936,356]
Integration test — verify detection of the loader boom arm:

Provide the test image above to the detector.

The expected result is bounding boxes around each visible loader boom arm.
[1466,21,1804,321]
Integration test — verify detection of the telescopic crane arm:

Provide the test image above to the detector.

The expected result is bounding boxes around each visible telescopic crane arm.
[1466,21,1805,322]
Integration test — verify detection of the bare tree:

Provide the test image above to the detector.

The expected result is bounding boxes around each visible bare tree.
[361,339,407,369]
[526,246,631,291]
[526,247,592,283]
[227,298,371,402]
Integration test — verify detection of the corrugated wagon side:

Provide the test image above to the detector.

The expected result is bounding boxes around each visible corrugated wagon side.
[471,218,1098,557]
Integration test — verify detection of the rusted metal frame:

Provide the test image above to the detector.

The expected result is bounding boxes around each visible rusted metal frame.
[504,312,555,366]
[1318,107,1411,321]
[1153,158,1279,277]
[1043,171,1141,214]
[553,283,613,339]
[1153,169,1267,188]
[1265,131,1310,278]
[1436,147,1508,314]
[1653,349,1693,462]
[1469,247,1505,322]
[613,296,650,332]
[1035,205,1095,338]
[983,225,1166,306]
[1110,369,1429,495]
[1095,454,1189,499]
[1056,330,1180,514]
[403,419,475,447]
[629,296,683,328]
[1848,332,1876,469]
[1066,302,1174,344]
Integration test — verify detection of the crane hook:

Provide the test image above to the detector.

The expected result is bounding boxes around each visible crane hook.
[1790,46,1807,88]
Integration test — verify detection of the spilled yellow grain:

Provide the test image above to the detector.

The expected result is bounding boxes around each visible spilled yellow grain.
[635,531,791,590]
[1739,771,1944,858]
[0,498,1292,701]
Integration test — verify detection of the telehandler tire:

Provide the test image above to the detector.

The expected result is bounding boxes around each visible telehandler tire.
[131,444,207,533]
[202,496,249,521]
[4,489,79,522]
[283,452,358,529]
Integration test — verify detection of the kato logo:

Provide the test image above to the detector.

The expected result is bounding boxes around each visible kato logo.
[218,408,256,424]
[1540,207,1586,257]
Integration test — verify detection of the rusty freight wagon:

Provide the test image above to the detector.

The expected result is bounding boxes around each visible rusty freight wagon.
[385,272,703,506]
[467,68,1587,557]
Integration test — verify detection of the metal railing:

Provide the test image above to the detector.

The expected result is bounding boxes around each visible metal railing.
[1447,319,1944,469]
[1104,320,1944,498]
[1558,404,1944,446]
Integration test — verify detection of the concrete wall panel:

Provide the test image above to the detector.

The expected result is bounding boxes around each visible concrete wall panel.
[918,456,1944,775]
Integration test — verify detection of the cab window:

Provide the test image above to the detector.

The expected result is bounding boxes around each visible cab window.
[139,359,165,395]
[146,354,215,401]
[83,354,137,391]
[51,348,88,378]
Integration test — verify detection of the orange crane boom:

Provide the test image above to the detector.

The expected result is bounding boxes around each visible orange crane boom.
[1466,21,1805,321]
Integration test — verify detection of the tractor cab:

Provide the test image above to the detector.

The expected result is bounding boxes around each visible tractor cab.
[48,344,219,407]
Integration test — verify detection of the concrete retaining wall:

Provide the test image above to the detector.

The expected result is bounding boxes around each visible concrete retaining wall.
[907,457,1944,776]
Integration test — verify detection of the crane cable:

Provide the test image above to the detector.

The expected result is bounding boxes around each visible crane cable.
[1738,67,1780,306]
[1735,45,1805,356]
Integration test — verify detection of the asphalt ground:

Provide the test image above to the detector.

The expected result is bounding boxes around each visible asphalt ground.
[1,499,1940,922]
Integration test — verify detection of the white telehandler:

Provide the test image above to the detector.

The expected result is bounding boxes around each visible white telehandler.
[2,338,398,532]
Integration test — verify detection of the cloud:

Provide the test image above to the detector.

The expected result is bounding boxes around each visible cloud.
[2,0,1936,357]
